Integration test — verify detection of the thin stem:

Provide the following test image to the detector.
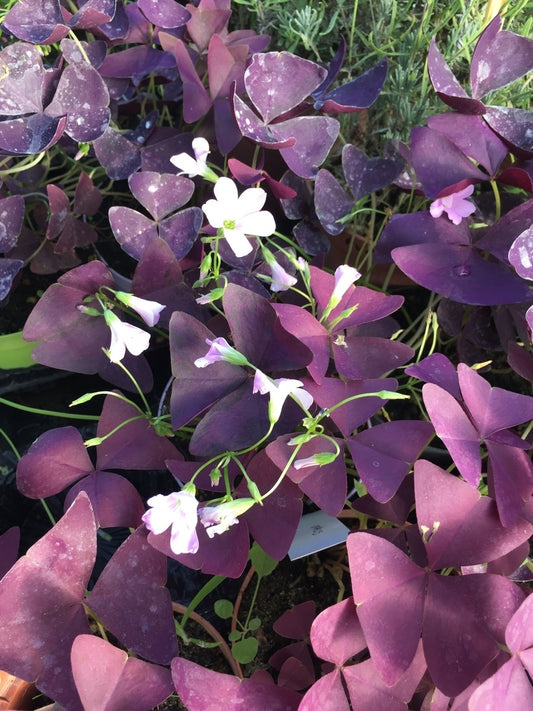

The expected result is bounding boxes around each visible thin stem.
[0,396,100,421]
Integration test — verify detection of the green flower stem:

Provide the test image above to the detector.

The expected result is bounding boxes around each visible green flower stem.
[83,415,147,448]
[0,396,100,421]
[70,390,146,417]
[39,497,57,527]
[0,428,21,459]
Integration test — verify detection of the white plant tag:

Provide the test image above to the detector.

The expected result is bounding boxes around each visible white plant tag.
[288,510,350,560]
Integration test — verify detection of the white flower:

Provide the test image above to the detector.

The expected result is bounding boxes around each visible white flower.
[142,491,199,555]
[114,292,165,327]
[330,265,361,307]
[194,337,250,368]
[429,185,476,225]
[202,177,276,258]
[253,369,313,423]
[170,137,218,182]
[103,310,151,363]
[198,499,254,538]
[270,260,297,292]
[293,452,338,469]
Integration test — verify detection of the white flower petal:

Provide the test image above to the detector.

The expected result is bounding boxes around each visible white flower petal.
[213,176,239,205]
[238,210,276,237]
[170,152,201,176]
[236,186,267,216]
[223,227,253,257]
[202,198,227,228]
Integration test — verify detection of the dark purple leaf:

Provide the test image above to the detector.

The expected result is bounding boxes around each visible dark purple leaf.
[342,144,404,202]
[64,471,145,529]
[88,527,178,664]
[486,441,533,527]
[405,353,461,399]
[158,206,203,260]
[274,600,316,640]
[169,311,247,430]
[99,46,176,79]
[316,58,388,114]
[137,0,190,28]
[0,493,96,710]
[17,426,93,498]
[223,283,312,372]
[244,51,326,123]
[470,14,533,99]
[232,93,297,148]
[476,199,533,263]
[185,4,231,53]
[71,635,174,711]
[93,127,143,180]
[68,0,116,29]
[109,206,158,260]
[96,393,180,470]
[59,38,108,68]
[427,37,485,114]
[309,597,365,665]
[0,527,19,580]
[128,172,194,221]
[0,258,23,300]
[0,195,24,252]
[159,33,212,123]
[391,241,532,305]
[483,106,533,157]
[410,126,487,198]
[3,0,69,44]
[314,169,353,235]
[348,421,434,502]
[0,43,45,114]
[351,477,415,526]
[333,336,413,379]
[73,172,103,216]
[277,116,340,179]
[427,112,508,177]
[0,114,67,154]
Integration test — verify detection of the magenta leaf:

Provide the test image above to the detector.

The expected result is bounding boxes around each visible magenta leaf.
[71,635,174,711]
[87,526,178,664]
[298,670,351,711]
[347,420,434,502]
[138,0,190,28]
[310,597,365,666]
[17,426,93,498]
[3,0,69,44]
[274,600,316,640]
[64,472,145,529]
[427,37,484,114]
[342,144,404,202]
[414,460,532,569]
[405,352,461,399]
[0,527,19,580]
[128,172,195,221]
[171,658,302,711]
[316,58,389,114]
[95,393,181,470]
[0,493,96,710]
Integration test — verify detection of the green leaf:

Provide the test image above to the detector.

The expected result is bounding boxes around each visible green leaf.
[228,630,242,642]
[248,617,261,631]
[214,599,234,619]
[249,542,278,578]
[232,637,259,664]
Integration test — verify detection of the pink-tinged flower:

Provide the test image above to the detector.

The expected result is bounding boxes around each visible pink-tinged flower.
[194,337,250,368]
[429,185,476,225]
[253,369,313,422]
[198,499,255,538]
[142,491,199,555]
[330,264,361,307]
[114,291,165,327]
[170,137,218,182]
[202,177,276,258]
[293,452,338,469]
[103,310,151,363]
[269,260,297,292]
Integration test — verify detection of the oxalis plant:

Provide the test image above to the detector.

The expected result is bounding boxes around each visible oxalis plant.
[0,1,532,710]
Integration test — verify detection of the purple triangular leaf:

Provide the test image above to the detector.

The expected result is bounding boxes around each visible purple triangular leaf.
[99,46,176,79]
[276,116,340,179]
[486,441,533,527]
[470,14,533,99]
[298,669,350,711]
[347,531,426,686]
[93,127,142,180]
[158,206,203,260]
[0,114,67,154]
[87,526,178,664]
[0,527,20,580]
[272,304,330,384]
[233,94,297,149]
[468,655,533,711]
[71,635,174,711]
[169,311,247,429]
[310,597,366,665]
[405,353,461,399]
[414,459,532,568]
[64,472,145,529]
[476,199,533,263]
[95,393,181,470]
[318,58,388,114]
[244,51,326,123]
[138,0,190,28]
[17,426,94,498]
[483,106,533,157]
[427,37,485,114]
[0,493,96,710]
[509,226,533,280]
[314,169,353,235]
[0,259,24,300]
[333,336,413,379]
[108,206,158,260]
[128,172,194,221]
[422,382,481,486]
[342,144,404,201]
[3,0,69,44]
[0,195,25,251]
[348,421,434,502]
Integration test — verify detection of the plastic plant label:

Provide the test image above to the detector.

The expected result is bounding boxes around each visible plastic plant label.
[288,510,350,560]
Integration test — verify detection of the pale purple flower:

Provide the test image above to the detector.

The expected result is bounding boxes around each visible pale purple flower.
[103,310,151,363]
[142,491,199,555]
[114,291,165,327]
[293,452,338,469]
[269,260,298,292]
[194,337,250,368]
[170,137,218,182]
[330,265,361,307]
[202,177,276,258]
[429,185,476,225]
[253,369,313,422]
[198,499,255,538]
